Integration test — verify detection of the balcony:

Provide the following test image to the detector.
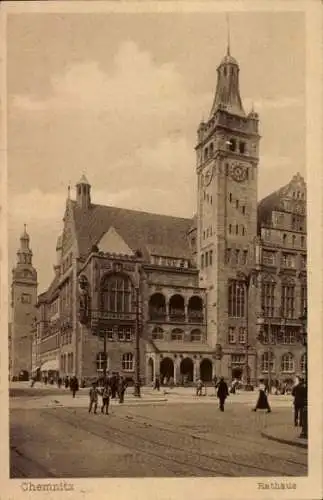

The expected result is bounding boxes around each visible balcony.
[149,309,167,322]
[188,310,204,323]
[169,309,185,322]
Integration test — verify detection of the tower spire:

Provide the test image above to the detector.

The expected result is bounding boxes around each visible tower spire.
[226,13,231,56]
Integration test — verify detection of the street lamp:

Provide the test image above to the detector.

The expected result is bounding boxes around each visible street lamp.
[237,271,257,390]
[298,307,307,439]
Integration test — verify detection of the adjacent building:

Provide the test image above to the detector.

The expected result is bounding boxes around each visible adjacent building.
[10,45,307,386]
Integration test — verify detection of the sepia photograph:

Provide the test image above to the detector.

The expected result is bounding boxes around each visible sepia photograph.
[1,1,323,498]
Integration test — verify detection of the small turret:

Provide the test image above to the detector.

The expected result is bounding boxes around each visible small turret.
[76,174,91,210]
[17,224,33,266]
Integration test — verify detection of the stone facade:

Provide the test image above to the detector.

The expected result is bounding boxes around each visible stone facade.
[11,46,306,388]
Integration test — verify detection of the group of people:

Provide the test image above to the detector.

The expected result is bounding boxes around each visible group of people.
[88,375,128,414]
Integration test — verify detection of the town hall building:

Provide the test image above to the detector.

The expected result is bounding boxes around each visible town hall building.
[10,45,307,387]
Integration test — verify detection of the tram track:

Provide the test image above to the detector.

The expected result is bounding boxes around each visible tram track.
[116,410,306,469]
[41,407,305,477]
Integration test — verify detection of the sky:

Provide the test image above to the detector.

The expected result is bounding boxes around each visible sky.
[7,10,306,293]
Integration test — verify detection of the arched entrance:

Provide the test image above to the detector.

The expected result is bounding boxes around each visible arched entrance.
[180,357,194,384]
[160,357,174,382]
[200,358,212,382]
[147,358,154,383]
[232,367,243,380]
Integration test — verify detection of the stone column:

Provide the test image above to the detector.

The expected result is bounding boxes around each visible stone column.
[193,358,199,382]
[154,354,160,379]
[174,356,180,385]
[212,359,217,379]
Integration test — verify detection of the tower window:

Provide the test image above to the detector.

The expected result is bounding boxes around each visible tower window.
[201,254,204,269]
[229,224,232,234]
[204,148,208,160]
[292,235,296,247]
[239,142,246,154]
[229,193,232,202]
[236,200,239,209]
[210,195,213,204]
[242,226,245,236]
[205,252,209,267]
[236,224,239,235]
[283,234,287,245]
[229,139,236,152]
[78,186,81,196]
[209,250,213,266]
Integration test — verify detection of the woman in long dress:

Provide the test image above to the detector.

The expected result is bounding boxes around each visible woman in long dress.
[253,379,271,413]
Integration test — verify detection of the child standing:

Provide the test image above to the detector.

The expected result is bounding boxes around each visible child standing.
[89,382,99,414]
[101,384,111,415]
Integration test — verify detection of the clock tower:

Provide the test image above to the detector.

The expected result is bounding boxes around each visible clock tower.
[196,46,260,383]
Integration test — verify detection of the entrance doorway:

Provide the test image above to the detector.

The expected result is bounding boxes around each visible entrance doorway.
[200,358,213,382]
[160,357,174,382]
[232,367,243,380]
[180,357,194,384]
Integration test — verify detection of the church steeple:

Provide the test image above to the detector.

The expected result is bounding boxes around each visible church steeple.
[209,43,245,118]
[76,174,91,210]
[17,224,33,266]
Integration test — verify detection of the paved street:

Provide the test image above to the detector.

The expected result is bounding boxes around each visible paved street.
[10,384,307,478]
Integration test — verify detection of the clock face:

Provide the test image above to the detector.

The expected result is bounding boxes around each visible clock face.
[203,166,213,186]
[231,163,247,182]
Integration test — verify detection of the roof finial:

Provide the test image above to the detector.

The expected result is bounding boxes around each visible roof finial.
[226,13,231,56]
[67,183,71,200]
[24,223,27,234]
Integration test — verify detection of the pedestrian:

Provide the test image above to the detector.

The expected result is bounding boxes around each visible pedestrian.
[110,374,117,399]
[196,378,203,397]
[292,378,306,427]
[64,376,69,389]
[101,383,111,415]
[57,377,62,389]
[70,376,79,398]
[253,379,271,413]
[217,377,229,411]
[88,382,99,414]
[118,376,127,404]
[154,376,160,391]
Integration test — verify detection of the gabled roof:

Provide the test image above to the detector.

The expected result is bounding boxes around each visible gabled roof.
[72,202,194,260]
[257,173,306,230]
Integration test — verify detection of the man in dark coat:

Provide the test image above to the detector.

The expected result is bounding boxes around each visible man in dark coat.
[292,378,306,426]
[70,376,79,398]
[217,377,229,411]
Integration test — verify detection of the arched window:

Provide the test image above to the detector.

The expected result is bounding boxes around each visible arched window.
[169,295,185,320]
[96,352,107,372]
[300,353,306,374]
[228,281,245,318]
[149,293,166,320]
[122,353,133,371]
[100,274,133,313]
[152,327,164,340]
[188,296,203,322]
[190,329,202,342]
[171,328,184,341]
[260,351,275,373]
[210,143,214,157]
[281,353,295,373]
